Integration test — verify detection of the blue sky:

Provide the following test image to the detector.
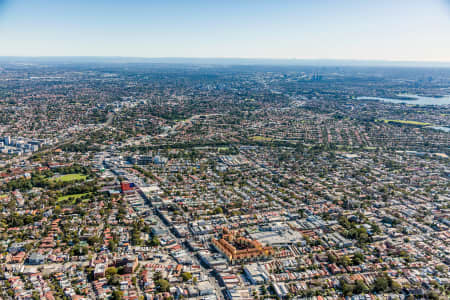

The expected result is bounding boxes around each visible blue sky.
[0,0,449,61]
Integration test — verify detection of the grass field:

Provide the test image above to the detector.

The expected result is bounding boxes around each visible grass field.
[52,173,87,182]
[57,193,90,202]
[380,119,431,126]
[250,136,273,142]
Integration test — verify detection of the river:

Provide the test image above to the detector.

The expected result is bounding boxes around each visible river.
[357,94,450,106]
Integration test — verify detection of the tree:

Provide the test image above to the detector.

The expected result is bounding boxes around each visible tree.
[212,207,223,215]
[32,291,40,300]
[354,280,369,294]
[352,252,365,265]
[106,267,118,277]
[427,292,440,300]
[150,236,160,247]
[373,274,389,292]
[25,243,33,252]
[108,274,121,286]
[261,285,267,295]
[341,282,354,296]
[153,271,162,281]
[54,205,62,216]
[435,265,445,273]
[181,272,192,282]
[111,290,124,300]
[157,279,170,292]
[338,255,352,267]
[109,240,117,252]
[327,252,337,264]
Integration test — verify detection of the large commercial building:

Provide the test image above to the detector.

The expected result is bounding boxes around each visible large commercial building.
[211,228,274,264]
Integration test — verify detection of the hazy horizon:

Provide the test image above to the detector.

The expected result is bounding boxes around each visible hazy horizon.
[1,56,450,68]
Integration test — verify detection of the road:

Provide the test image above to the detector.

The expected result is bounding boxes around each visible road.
[115,165,225,299]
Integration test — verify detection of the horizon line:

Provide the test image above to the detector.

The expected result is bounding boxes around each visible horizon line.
[1,56,450,68]
[1,55,450,62]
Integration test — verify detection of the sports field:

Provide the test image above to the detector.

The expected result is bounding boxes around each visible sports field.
[52,173,87,182]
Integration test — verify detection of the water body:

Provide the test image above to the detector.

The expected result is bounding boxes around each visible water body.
[357,94,450,106]
[429,126,450,133]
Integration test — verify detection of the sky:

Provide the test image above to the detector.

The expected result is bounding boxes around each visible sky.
[0,0,449,61]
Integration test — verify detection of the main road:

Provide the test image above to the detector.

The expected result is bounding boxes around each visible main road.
[111,164,225,299]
